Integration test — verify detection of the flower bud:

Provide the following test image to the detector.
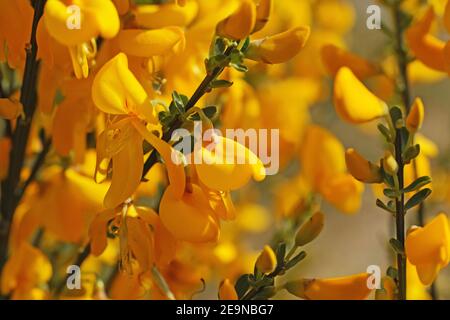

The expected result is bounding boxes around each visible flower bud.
[246,27,310,64]
[285,273,372,300]
[406,98,425,133]
[253,0,272,33]
[383,151,398,176]
[295,212,324,247]
[255,245,277,274]
[219,279,238,300]
[345,149,383,183]
[216,0,256,40]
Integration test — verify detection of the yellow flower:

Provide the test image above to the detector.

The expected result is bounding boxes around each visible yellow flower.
[405,7,448,73]
[92,53,186,207]
[218,279,238,300]
[246,26,310,64]
[406,98,425,133]
[44,0,120,78]
[321,44,378,79]
[405,213,450,286]
[334,67,388,124]
[300,125,364,214]
[216,0,256,40]
[255,245,276,274]
[118,27,185,58]
[159,184,220,243]
[134,0,199,29]
[1,243,52,300]
[194,135,266,192]
[284,273,371,300]
[314,0,355,35]
[295,211,324,247]
[345,148,382,184]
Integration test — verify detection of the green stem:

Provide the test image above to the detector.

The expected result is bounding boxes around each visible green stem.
[141,45,235,177]
[0,0,47,272]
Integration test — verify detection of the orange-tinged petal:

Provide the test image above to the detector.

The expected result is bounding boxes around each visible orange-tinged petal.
[321,44,377,79]
[89,209,118,256]
[159,184,219,243]
[104,124,144,209]
[0,99,23,120]
[406,7,447,72]
[219,279,238,300]
[285,273,371,300]
[216,0,256,40]
[247,27,310,64]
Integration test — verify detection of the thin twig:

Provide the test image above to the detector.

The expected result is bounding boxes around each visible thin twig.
[0,0,47,271]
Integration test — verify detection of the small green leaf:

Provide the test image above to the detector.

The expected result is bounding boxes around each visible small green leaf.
[389,106,403,124]
[210,79,233,88]
[402,176,432,193]
[383,188,400,199]
[230,62,248,73]
[376,199,396,214]
[405,188,432,211]
[235,274,251,299]
[377,123,393,142]
[403,144,420,164]
[389,238,405,256]
[386,266,398,281]
[285,251,307,270]
[275,242,286,267]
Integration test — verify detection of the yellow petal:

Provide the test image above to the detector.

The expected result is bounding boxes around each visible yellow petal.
[255,245,277,274]
[405,213,450,285]
[44,0,120,46]
[104,124,144,209]
[253,0,272,33]
[321,44,377,79]
[247,26,310,64]
[320,174,364,214]
[92,53,154,122]
[195,136,265,191]
[159,184,219,243]
[334,67,388,124]
[295,211,325,246]
[285,273,371,300]
[445,0,450,33]
[345,148,382,184]
[135,1,198,29]
[216,0,256,40]
[300,125,346,190]
[118,27,185,58]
